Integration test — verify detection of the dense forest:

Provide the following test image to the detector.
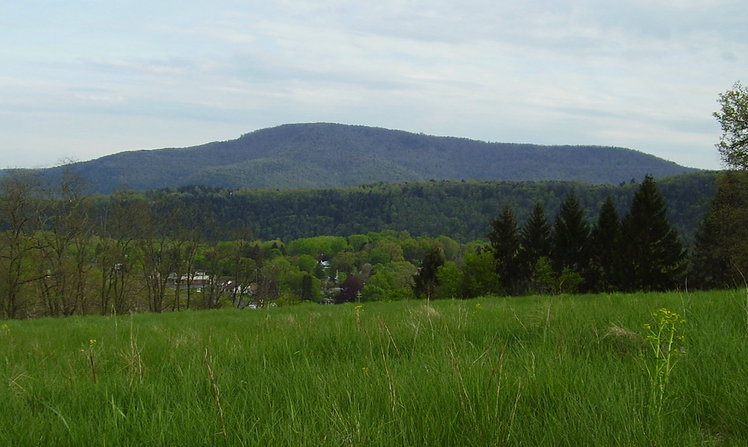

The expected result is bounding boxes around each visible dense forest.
[95,171,717,243]
[1,168,741,320]
[1,123,697,193]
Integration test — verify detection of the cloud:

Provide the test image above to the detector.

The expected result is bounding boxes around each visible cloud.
[1,0,746,169]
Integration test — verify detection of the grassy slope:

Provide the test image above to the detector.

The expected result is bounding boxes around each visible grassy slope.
[1,289,746,446]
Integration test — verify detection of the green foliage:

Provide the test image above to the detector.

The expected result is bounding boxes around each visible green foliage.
[299,274,321,302]
[552,191,591,277]
[330,251,359,275]
[82,173,715,244]
[0,168,724,316]
[520,202,552,262]
[461,247,501,298]
[714,81,748,170]
[413,247,445,300]
[488,206,521,295]
[690,171,748,289]
[287,236,349,258]
[590,196,620,291]
[526,257,583,295]
[368,241,405,265]
[347,234,370,251]
[361,261,417,302]
[618,175,685,291]
[518,202,552,290]
[641,308,687,431]
[557,268,585,294]
[294,254,318,274]
[435,261,463,299]
[528,257,557,295]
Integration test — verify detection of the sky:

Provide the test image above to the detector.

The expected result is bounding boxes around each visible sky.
[1,0,746,170]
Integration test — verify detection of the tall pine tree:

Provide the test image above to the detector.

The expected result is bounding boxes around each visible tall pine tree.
[690,171,748,289]
[413,246,445,301]
[488,206,521,295]
[552,192,590,284]
[518,202,552,293]
[590,196,620,292]
[618,175,684,291]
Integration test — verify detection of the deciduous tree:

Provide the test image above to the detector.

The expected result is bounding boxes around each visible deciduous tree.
[461,247,501,298]
[0,172,43,318]
[714,81,748,170]
[35,168,93,316]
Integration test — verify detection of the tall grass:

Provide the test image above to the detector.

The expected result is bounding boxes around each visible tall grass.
[1,289,746,446]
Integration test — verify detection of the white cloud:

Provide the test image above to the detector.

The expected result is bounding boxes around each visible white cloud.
[1,0,746,169]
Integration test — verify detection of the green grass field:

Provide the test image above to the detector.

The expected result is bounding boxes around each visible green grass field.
[1,289,747,446]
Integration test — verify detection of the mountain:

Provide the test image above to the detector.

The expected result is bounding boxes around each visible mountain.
[6,123,699,193]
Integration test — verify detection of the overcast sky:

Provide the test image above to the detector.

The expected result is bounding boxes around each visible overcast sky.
[1,0,746,170]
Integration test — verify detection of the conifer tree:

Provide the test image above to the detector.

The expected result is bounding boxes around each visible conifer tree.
[552,192,590,281]
[488,206,521,295]
[590,196,620,291]
[690,210,731,290]
[413,246,445,300]
[518,202,552,292]
[300,273,314,301]
[690,171,748,288]
[618,175,684,291]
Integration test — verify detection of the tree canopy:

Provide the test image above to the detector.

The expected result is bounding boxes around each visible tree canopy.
[714,81,748,170]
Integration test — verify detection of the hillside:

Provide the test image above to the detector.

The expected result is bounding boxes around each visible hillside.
[7,123,698,193]
[101,171,716,243]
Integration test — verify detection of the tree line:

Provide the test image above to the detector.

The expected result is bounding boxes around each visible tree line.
[81,172,715,244]
[412,175,686,300]
[0,166,743,320]
[0,168,476,317]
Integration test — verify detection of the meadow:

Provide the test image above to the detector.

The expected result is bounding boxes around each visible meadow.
[1,289,746,446]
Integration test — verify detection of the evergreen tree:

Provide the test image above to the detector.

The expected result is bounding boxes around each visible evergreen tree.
[488,206,521,295]
[413,247,445,300]
[590,196,620,291]
[690,171,748,288]
[618,175,684,291]
[518,202,552,293]
[552,192,590,283]
[690,211,731,290]
[300,273,314,301]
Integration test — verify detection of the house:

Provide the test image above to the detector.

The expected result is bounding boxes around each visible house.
[166,271,212,292]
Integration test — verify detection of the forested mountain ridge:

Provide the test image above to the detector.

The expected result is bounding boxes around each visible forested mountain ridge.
[6,123,698,193]
[115,171,717,244]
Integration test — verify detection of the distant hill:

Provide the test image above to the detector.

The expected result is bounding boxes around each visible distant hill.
[5,123,699,193]
[95,172,716,244]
